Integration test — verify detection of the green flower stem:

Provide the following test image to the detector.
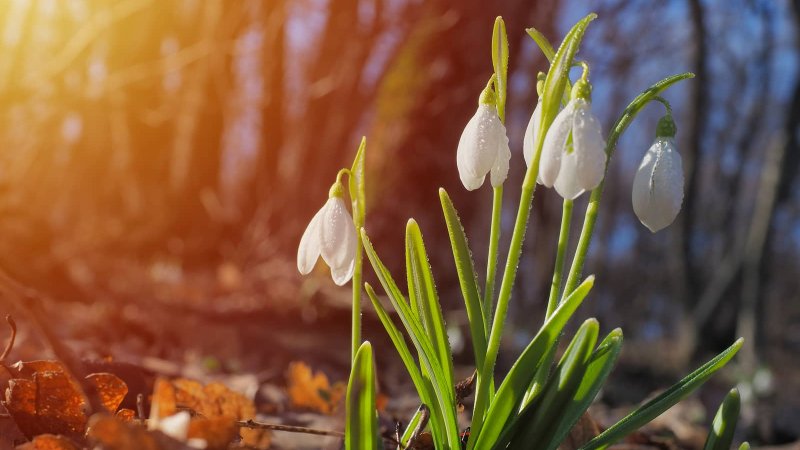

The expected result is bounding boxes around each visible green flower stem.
[471,165,540,447]
[483,185,503,326]
[562,73,694,298]
[351,228,363,362]
[523,198,573,407]
[546,199,574,317]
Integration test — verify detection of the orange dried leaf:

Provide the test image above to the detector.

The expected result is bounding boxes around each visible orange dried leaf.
[87,373,128,414]
[15,434,80,450]
[115,409,137,422]
[149,378,177,421]
[149,378,267,448]
[187,417,238,450]
[286,362,344,415]
[4,372,86,438]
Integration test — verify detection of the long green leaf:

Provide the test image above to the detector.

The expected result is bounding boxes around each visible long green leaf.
[580,338,744,450]
[491,16,509,121]
[542,328,623,450]
[345,341,378,450]
[703,388,741,450]
[509,319,599,447]
[349,137,367,224]
[361,230,460,448]
[365,284,445,446]
[472,276,594,449]
[536,13,596,164]
[406,219,455,393]
[439,188,487,370]
[525,27,555,61]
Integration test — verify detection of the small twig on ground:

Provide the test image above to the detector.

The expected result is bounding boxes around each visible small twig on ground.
[137,393,146,422]
[0,315,17,362]
[236,419,344,438]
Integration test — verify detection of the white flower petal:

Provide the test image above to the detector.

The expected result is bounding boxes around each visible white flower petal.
[632,137,684,232]
[297,205,324,275]
[523,100,542,168]
[320,197,357,271]
[554,142,585,200]
[330,257,355,286]
[556,101,607,197]
[490,125,511,187]
[457,104,504,190]
[539,100,576,187]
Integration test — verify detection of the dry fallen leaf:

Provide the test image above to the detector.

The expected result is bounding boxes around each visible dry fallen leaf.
[149,377,269,449]
[286,362,345,415]
[5,372,85,438]
[2,360,128,440]
[187,417,238,450]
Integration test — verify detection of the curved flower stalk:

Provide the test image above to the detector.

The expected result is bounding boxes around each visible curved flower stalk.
[456,81,511,190]
[539,79,607,199]
[632,114,684,233]
[297,182,357,285]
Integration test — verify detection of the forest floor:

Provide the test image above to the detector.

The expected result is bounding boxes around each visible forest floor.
[0,252,798,450]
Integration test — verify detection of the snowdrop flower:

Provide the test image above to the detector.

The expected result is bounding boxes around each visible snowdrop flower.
[297,183,357,285]
[456,85,511,190]
[539,80,607,199]
[523,99,541,168]
[523,73,546,168]
[632,115,684,233]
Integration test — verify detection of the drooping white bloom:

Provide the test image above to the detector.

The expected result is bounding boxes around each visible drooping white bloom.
[632,137,684,233]
[297,195,357,285]
[457,103,511,190]
[539,98,607,199]
[523,99,542,168]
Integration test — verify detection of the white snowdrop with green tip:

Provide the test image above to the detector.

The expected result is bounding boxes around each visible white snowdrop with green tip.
[538,80,607,199]
[297,186,357,285]
[457,92,511,191]
[632,135,684,233]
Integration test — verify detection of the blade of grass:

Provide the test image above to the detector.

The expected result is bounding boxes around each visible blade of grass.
[440,188,487,369]
[703,388,741,450]
[580,338,744,450]
[507,319,599,448]
[406,219,455,393]
[541,328,623,450]
[345,341,378,450]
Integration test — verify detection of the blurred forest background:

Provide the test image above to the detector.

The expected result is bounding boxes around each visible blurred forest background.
[0,0,798,445]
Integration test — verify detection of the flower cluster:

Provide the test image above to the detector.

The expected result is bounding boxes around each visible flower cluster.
[456,70,684,232]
